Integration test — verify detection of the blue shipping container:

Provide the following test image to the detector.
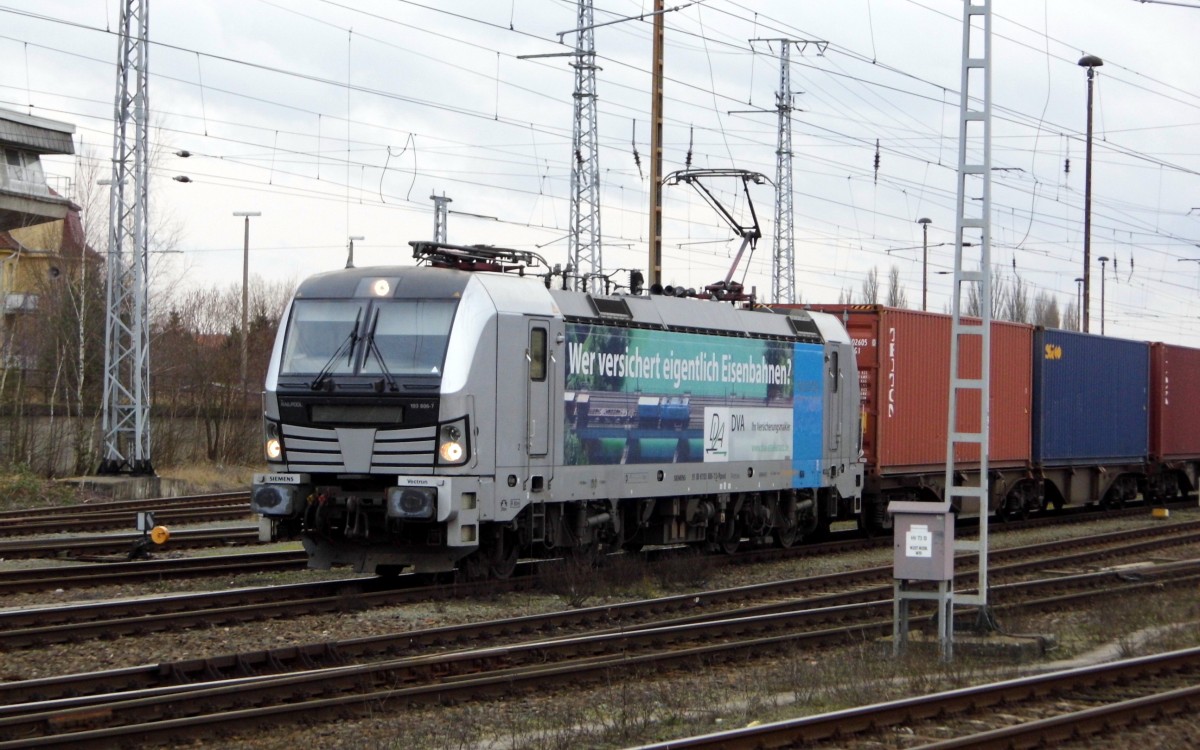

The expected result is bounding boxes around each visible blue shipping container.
[1033,329,1149,464]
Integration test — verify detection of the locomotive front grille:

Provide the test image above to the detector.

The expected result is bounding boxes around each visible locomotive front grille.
[282,423,439,472]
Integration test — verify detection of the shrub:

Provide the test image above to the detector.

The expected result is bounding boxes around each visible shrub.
[0,464,80,510]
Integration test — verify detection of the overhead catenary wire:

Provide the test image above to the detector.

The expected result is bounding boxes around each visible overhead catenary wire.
[1,1,1197,344]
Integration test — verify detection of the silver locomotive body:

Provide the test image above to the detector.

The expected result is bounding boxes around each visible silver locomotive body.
[253,259,863,575]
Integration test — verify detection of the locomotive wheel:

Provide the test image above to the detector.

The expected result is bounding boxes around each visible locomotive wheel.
[488,532,520,579]
[456,553,489,582]
[772,522,799,549]
[714,521,741,555]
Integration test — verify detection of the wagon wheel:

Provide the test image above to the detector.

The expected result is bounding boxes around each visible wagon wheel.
[997,494,1029,523]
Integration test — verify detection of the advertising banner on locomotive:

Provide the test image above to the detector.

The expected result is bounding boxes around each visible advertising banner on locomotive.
[562,323,826,487]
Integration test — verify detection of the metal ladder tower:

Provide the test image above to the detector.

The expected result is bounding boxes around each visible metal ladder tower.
[99,0,153,475]
[948,0,993,622]
[431,193,451,243]
[568,0,603,293]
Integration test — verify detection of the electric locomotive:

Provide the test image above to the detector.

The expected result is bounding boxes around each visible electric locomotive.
[251,242,864,577]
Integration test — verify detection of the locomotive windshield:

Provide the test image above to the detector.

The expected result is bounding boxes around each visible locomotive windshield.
[279,298,457,377]
[280,300,364,375]
[360,299,457,376]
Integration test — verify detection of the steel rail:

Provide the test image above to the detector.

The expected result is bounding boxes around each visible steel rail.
[629,646,1200,750]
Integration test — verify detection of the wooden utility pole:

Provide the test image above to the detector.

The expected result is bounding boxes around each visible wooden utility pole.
[648,0,664,287]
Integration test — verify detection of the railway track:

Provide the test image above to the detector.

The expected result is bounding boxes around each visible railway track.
[0,494,252,537]
[0,492,248,522]
[4,517,1199,651]
[0,526,262,560]
[0,547,1196,747]
[2,519,1197,691]
[0,495,1176,595]
[0,550,307,596]
[632,646,1200,749]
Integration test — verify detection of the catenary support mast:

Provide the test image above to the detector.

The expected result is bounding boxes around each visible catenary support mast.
[100,0,153,475]
[771,40,796,305]
[569,0,603,292]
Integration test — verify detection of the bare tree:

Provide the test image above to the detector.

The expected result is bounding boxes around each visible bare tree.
[1032,291,1061,328]
[965,267,1011,319]
[860,267,879,304]
[1004,273,1031,323]
[886,265,909,308]
[838,285,853,304]
[1062,298,1079,331]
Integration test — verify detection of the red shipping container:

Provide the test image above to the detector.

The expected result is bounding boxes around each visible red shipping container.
[806,305,1032,475]
[1150,342,1200,461]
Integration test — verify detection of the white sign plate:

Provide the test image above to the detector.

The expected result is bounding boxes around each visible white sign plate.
[905,524,932,558]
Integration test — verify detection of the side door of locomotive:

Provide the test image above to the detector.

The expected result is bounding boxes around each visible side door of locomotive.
[525,317,555,491]
[825,344,843,453]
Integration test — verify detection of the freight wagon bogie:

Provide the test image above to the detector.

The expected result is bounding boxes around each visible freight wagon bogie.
[857,466,1038,530]
[1147,462,1199,503]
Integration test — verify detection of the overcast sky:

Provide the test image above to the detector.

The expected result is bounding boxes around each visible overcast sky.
[3,1,1199,345]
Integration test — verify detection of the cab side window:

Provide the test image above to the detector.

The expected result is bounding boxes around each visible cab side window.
[530,328,547,381]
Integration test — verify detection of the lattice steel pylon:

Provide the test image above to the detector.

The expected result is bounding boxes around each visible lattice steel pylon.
[741,39,825,304]
[99,0,153,476]
[431,192,452,243]
[947,0,993,621]
[771,41,796,304]
[568,0,603,293]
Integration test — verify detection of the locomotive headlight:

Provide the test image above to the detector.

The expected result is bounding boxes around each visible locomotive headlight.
[436,420,469,465]
[439,439,463,463]
[387,486,436,519]
[264,420,285,462]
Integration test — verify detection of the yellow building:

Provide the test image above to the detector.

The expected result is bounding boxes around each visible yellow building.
[0,108,85,370]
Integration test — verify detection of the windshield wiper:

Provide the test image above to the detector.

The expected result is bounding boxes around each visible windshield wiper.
[363,308,399,392]
[309,308,362,391]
